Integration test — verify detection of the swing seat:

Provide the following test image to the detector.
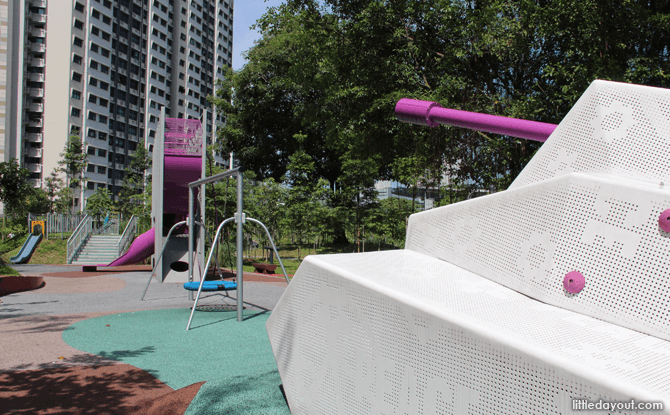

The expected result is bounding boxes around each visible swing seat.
[183,281,237,291]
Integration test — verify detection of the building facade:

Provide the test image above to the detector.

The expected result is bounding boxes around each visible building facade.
[3,0,233,211]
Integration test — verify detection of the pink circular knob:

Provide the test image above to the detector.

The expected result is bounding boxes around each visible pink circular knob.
[564,271,585,294]
[659,209,670,233]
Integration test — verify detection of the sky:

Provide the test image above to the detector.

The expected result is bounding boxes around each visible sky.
[232,0,286,71]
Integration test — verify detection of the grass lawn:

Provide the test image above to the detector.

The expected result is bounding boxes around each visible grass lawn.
[0,264,20,276]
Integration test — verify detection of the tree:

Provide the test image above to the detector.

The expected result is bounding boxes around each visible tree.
[58,134,87,213]
[0,159,33,217]
[85,188,113,226]
[44,170,63,213]
[282,134,333,259]
[119,139,151,216]
[215,0,670,200]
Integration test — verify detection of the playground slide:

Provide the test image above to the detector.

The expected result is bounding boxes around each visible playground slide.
[9,233,43,264]
[102,228,155,267]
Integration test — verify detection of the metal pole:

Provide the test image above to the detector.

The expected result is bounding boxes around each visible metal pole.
[141,220,187,300]
[188,186,194,301]
[247,218,290,284]
[236,171,244,322]
[186,217,234,330]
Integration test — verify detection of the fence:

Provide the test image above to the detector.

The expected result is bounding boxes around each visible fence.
[29,213,125,239]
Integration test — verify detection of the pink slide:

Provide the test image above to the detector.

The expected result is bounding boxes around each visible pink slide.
[100,228,155,267]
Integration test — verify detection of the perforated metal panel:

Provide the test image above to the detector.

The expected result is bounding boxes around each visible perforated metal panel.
[267,252,670,414]
[511,80,670,189]
[407,173,670,341]
[267,80,670,414]
[164,118,202,156]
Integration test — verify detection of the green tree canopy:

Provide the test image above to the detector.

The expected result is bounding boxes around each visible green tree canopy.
[213,0,670,194]
[0,159,33,217]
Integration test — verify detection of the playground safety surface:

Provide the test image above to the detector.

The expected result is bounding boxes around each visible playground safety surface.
[1,264,292,414]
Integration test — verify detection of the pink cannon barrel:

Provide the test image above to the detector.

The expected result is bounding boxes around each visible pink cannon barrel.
[395,98,557,142]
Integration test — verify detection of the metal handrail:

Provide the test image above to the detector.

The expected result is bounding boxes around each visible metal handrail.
[67,215,92,264]
[91,218,120,235]
[117,215,137,256]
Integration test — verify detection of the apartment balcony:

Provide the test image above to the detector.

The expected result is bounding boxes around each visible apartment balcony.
[119,20,129,29]
[119,5,129,14]
[28,88,44,97]
[118,51,127,60]
[129,73,139,81]
[116,163,125,170]
[31,28,46,37]
[30,43,46,53]
[117,83,127,91]
[131,27,140,36]
[24,147,43,158]
[28,118,43,127]
[28,179,41,188]
[30,13,47,23]
[129,119,137,126]
[28,103,44,112]
[118,67,127,75]
[27,164,43,173]
[26,133,43,143]
[29,73,44,82]
[116,116,126,123]
[30,0,47,8]
[115,131,125,138]
[30,58,45,67]
[129,88,138,96]
[129,104,138,111]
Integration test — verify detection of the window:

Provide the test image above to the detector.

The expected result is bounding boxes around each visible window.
[90,60,99,70]
[99,81,109,90]
[87,164,96,173]
[97,166,107,174]
[102,32,110,41]
[87,146,96,155]
[100,65,109,74]
[98,132,107,140]
[88,94,97,104]
[98,114,107,123]
[101,48,110,58]
[72,90,81,100]
[89,77,98,87]
[92,9,100,19]
[103,15,111,25]
[75,2,85,12]
[73,37,83,47]
[71,108,80,117]
[90,43,98,52]
[74,19,84,30]
[88,111,97,120]
[87,182,95,190]
[129,141,137,151]
[98,183,106,189]
[99,98,108,107]
[91,26,99,36]
[97,149,107,157]
[88,129,97,138]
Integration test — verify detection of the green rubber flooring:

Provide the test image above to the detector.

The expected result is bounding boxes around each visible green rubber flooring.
[63,308,290,415]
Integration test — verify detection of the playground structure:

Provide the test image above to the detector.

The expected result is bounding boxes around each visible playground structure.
[9,221,45,264]
[121,108,288,325]
[266,80,670,413]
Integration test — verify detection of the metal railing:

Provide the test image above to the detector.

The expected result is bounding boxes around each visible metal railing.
[117,215,137,256]
[67,215,92,263]
[91,217,120,235]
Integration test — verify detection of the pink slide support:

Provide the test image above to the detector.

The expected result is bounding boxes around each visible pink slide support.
[100,228,155,267]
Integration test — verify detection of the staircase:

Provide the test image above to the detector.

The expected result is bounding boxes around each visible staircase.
[71,235,122,265]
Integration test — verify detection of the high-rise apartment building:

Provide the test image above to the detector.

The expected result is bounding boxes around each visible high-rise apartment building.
[2,0,233,210]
